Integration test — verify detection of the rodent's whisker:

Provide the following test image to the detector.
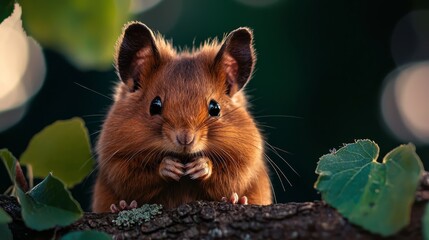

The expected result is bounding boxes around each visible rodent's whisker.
[245,140,294,188]
[209,129,260,139]
[205,149,223,173]
[265,141,299,177]
[103,148,122,166]
[255,123,276,130]
[85,120,105,125]
[219,106,242,119]
[141,147,162,170]
[265,155,286,191]
[81,114,106,118]
[199,105,244,130]
[215,147,240,176]
[74,82,113,101]
[210,129,293,192]
[90,130,102,137]
[266,153,291,187]
[126,148,143,164]
[78,149,103,188]
[269,178,278,204]
[137,148,151,169]
[270,145,291,154]
[160,118,175,131]
[212,148,232,179]
[254,114,303,119]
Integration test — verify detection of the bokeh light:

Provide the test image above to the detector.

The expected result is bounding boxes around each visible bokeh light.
[136,0,182,34]
[129,0,163,14]
[391,10,429,66]
[381,62,429,144]
[382,9,429,145]
[0,4,46,131]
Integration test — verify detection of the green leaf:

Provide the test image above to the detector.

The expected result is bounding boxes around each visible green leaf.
[0,208,12,240]
[18,0,131,70]
[17,173,83,231]
[61,230,112,240]
[0,0,14,23]
[0,208,12,224]
[0,149,17,184]
[20,118,93,188]
[423,202,429,240]
[314,139,423,236]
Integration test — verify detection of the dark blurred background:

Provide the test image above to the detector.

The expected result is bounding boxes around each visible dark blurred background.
[1,0,429,211]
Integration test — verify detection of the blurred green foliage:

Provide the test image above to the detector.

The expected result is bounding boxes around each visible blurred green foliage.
[20,118,93,188]
[18,0,131,70]
[0,208,11,224]
[0,149,17,186]
[0,207,12,240]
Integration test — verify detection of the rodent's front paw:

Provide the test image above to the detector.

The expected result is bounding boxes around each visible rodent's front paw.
[159,156,185,181]
[185,157,212,180]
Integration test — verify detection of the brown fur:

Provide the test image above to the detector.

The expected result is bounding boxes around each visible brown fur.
[92,22,272,212]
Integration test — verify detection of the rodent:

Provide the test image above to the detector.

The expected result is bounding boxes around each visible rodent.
[92,22,272,212]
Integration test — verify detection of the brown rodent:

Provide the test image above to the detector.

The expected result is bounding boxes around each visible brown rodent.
[92,22,272,212]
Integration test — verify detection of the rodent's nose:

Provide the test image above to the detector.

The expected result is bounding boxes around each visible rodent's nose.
[176,130,195,146]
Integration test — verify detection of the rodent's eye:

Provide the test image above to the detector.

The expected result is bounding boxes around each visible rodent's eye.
[150,96,162,115]
[208,100,221,117]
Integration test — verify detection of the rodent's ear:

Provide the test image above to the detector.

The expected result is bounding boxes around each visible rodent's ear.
[115,22,160,92]
[214,27,256,96]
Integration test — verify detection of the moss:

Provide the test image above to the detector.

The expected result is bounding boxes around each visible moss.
[112,204,162,228]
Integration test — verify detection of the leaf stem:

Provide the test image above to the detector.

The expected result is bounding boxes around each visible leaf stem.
[15,162,29,192]
[26,164,33,189]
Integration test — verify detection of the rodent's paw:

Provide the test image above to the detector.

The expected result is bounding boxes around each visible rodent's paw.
[185,157,212,180]
[110,200,138,213]
[221,193,248,205]
[159,156,185,181]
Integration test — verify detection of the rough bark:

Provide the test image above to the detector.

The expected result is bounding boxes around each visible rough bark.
[1,173,429,240]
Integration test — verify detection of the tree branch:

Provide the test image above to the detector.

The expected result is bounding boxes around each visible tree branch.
[1,197,426,239]
[2,173,428,239]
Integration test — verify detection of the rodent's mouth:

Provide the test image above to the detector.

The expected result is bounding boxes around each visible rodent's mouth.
[164,151,204,163]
